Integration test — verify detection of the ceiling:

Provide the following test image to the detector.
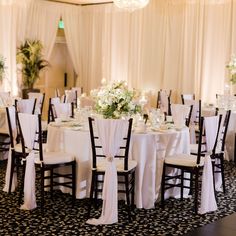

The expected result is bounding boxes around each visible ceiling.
[48,0,112,5]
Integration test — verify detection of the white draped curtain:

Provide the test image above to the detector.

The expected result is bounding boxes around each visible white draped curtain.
[0,0,31,95]
[25,0,61,60]
[62,5,82,87]
[1,0,236,102]
[79,0,236,103]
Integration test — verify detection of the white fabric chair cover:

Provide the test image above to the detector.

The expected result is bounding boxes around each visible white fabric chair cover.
[184,99,199,144]
[28,92,44,115]
[3,106,17,192]
[72,87,82,97]
[18,113,38,210]
[51,97,60,105]
[65,90,76,103]
[87,118,129,225]
[182,94,194,101]
[159,90,169,113]
[80,96,95,109]
[171,104,190,127]
[54,103,72,119]
[204,116,219,152]
[17,98,36,114]
[0,92,11,106]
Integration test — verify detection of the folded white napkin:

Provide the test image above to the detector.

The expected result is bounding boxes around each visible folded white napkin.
[198,155,217,214]
[86,118,128,225]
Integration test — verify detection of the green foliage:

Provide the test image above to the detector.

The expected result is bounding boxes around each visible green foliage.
[0,55,6,82]
[16,40,49,89]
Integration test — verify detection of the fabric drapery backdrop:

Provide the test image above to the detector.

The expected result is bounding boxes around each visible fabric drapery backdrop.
[0,0,31,95]
[1,0,236,102]
[25,0,61,61]
[79,0,236,104]
[62,4,82,87]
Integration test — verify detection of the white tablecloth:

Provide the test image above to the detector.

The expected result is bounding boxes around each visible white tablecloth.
[47,123,190,209]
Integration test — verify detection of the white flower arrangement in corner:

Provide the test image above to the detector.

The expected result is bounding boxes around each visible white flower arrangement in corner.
[226,55,236,84]
[92,80,141,119]
[0,55,6,82]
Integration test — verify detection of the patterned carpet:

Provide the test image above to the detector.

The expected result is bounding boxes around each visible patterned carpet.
[0,160,236,235]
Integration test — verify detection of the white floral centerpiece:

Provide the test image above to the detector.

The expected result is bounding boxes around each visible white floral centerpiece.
[0,55,6,82]
[226,55,236,84]
[92,80,141,119]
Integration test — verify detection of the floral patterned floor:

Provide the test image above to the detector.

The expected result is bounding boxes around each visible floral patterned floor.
[0,160,236,235]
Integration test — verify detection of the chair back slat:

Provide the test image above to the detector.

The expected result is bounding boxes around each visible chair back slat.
[88,117,133,171]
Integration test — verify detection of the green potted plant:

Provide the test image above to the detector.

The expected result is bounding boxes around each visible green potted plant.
[0,55,6,83]
[16,39,49,98]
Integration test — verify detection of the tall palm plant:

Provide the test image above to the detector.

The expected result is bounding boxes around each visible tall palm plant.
[17,40,49,89]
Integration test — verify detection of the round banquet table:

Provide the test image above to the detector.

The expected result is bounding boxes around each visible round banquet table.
[46,122,190,209]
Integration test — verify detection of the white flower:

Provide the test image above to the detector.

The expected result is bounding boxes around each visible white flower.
[94,80,141,119]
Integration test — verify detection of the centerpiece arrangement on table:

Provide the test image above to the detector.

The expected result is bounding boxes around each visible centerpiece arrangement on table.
[92,80,141,119]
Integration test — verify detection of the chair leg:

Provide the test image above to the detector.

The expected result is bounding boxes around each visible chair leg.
[88,171,95,218]
[189,172,193,195]
[50,168,53,199]
[41,168,45,214]
[211,160,217,198]
[131,172,135,209]
[180,169,184,201]
[8,155,15,193]
[94,174,98,209]
[18,160,26,205]
[72,161,76,206]
[161,163,166,208]
[220,156,226,194]
[125,174,131,222]
[194,169,199,214]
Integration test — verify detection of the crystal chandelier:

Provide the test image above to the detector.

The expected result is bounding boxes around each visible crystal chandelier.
[113,0,150,12]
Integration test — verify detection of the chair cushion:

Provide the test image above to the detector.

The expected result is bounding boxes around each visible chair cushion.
[14,143,47,153]
[14,143,30,153]
[95,158,137,172]
[165,154,204,167]
[35,151,75,165]
[41,120,48,131]
[190,143,206,154]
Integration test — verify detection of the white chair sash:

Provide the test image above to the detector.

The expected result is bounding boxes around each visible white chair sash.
[86,118,128,225]
[198,155,218,214]
[160,91,169,113]
[204,116,219,152]
[17,98,35,114]
[28,92,44,114]
[18,113,38,210]
[54,103,71,119]
[171,104,190,127]
[3,106,17,192]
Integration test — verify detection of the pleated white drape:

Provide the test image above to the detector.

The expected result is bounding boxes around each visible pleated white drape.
[1,0,236,102]
[62,5,82,87]
[0,0,30,95]
[25,0,61,61]
[79,0,236,103]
